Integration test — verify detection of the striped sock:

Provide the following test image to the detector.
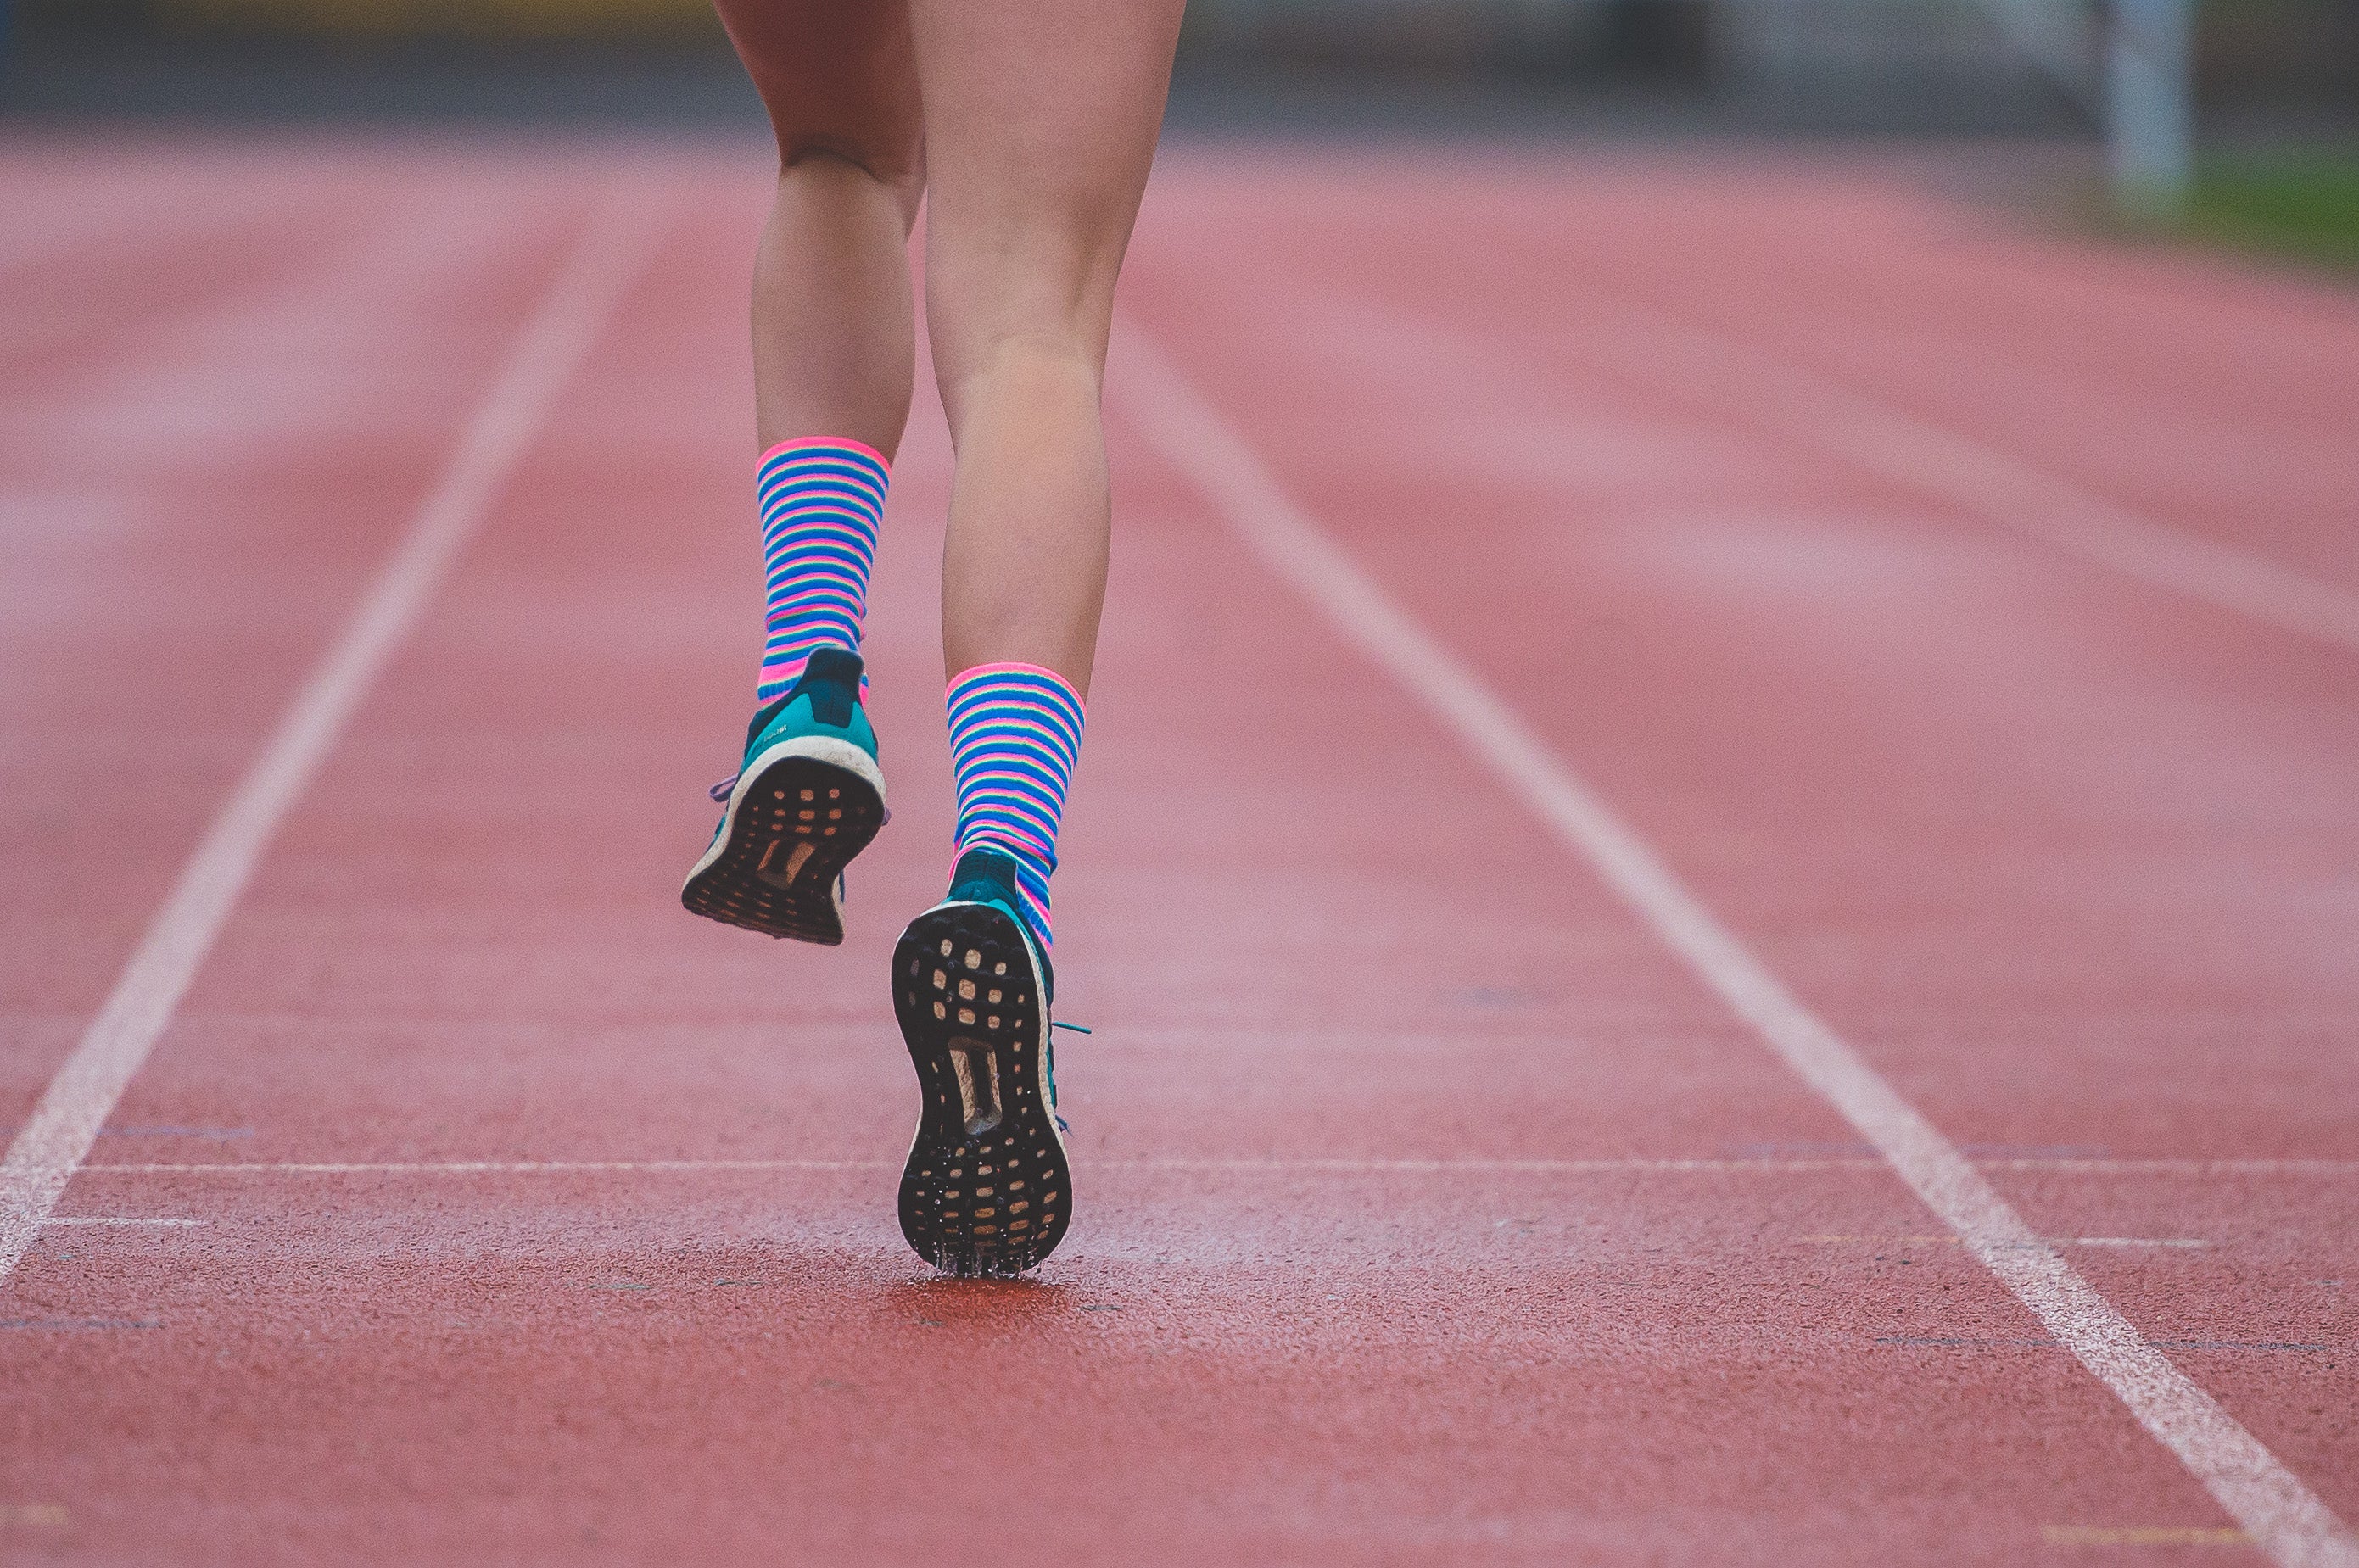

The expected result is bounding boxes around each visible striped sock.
[947,662,1086,946]
[755,436,889,706]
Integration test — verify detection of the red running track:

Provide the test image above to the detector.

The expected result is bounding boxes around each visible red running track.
[2,138,2355,1565]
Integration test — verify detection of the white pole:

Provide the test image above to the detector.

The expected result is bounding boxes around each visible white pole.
[2108,0,2195,215]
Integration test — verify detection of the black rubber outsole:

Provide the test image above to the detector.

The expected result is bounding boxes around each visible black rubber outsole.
[679,754,884,946]
[892,903,1070,1277]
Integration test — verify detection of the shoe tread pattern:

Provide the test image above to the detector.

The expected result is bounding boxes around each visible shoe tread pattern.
[892,903,1070,1276]
[680,755,883,945]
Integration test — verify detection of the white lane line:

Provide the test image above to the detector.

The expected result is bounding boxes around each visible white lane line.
[81,1160,894,1175]
[1568,299,2359,660]
[1983,1159,2359,1176]
[75,1157,1864,1175]
[0,182,665,1288]
[1801,1233,2212,1250]
[41,1217,210,1227]
[1110,323,2359,1568]
[70,1156,2359,1178]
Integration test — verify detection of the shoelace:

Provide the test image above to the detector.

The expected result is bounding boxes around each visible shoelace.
[1045,1022,1093,1132]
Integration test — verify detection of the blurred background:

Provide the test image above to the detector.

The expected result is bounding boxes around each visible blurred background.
[1,0,2354,266]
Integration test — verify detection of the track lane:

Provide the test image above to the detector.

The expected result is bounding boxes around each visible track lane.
[1463,159,2359,589]
[1111,315,2358,1566]
[4,142,2351,1565]
[0,181,660,1282]
[1122,153,2359,1543]
[0,159,602,1142]
[1129,158,2359,1159]
[0,144,2259,1564]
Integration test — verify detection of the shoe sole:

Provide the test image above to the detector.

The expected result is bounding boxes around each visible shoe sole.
[892,901,1070,1276]
[679,736,886,946]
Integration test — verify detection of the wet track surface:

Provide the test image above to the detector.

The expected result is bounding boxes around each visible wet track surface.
[2,142,2355,1563]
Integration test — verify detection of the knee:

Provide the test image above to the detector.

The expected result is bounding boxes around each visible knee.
[777,139,925,226]
[780,135,917,189]
[925,243,1119,394]
[927,325,1105,439]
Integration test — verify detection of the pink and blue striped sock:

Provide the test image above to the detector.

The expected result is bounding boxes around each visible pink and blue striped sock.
[947,662,1086,946]
[755,436,889,706]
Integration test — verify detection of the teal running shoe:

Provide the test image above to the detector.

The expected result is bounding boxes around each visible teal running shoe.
[891,846,1072,1276]
[681,647,886,946]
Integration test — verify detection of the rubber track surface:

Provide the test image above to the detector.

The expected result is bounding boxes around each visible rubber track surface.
[3,141,2356,1566]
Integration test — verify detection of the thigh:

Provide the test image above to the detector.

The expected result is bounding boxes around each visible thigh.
[715,0,926,194]
[908,0,1185,378]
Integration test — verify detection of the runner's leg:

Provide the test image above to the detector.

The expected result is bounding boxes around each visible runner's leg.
[679,0,922,946]
[886,0,1182,1275]
[713,0,925,456]
[912,0,1185,693]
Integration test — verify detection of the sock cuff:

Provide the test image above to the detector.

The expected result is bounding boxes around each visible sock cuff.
[755,648,869,700]
[945,661,1087,717]
[758,434,892,474]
